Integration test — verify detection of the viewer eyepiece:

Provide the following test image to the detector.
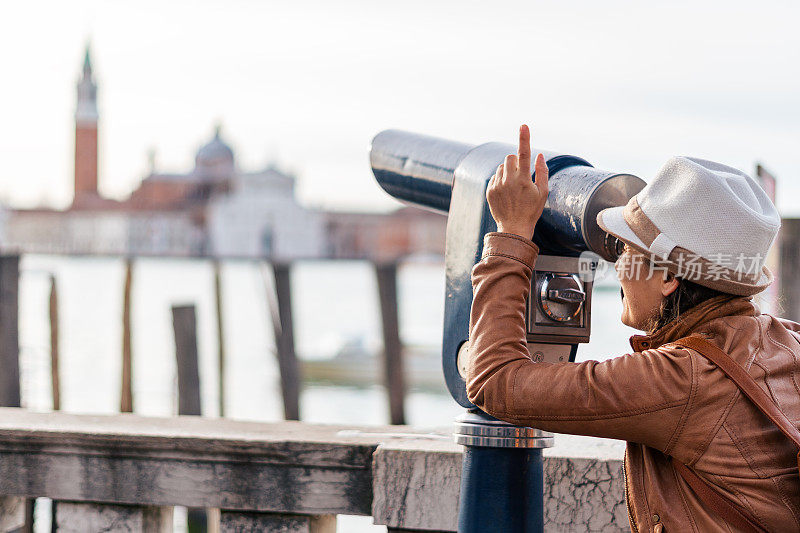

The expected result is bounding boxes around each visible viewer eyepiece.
[604,233,626,262]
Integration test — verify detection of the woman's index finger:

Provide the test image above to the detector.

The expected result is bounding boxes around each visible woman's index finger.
[534,152,549,191]
[518,124,531,175]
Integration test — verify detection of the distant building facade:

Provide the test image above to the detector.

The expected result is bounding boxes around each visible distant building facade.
[325,207,446,260]
[3,47,444,260]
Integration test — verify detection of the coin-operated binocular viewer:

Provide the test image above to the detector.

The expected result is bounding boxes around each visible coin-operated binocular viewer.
[370,130,645,532]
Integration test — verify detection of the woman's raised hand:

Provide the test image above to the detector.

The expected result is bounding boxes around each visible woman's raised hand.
[486,124,549,240]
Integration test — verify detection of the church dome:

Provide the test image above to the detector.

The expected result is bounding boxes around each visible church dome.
[195,125,234,179]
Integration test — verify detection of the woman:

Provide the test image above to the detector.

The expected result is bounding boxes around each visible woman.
[466,125,800,532]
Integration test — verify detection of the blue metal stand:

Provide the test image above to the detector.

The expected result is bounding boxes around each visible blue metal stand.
[368,129,638,532]
[455,411,553,533]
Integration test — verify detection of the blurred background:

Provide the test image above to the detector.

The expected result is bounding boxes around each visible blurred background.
[2,0,798,213]
[0,1,798,531]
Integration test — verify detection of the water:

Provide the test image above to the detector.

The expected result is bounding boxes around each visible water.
[16,254,642,531]
[19,255,641,418]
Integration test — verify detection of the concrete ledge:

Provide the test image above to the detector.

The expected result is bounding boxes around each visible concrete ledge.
[0,408,391,515]
[372,435,626,532]
[372,439,462,532]
[544,455,626,533]
[0,408,627,532]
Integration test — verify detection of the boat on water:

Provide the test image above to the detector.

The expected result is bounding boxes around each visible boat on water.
[301,337,446,391]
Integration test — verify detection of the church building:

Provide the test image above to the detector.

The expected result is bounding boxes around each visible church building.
[3,47,327,259]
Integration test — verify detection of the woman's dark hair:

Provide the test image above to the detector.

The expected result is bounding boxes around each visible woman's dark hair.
[645,274,727,334]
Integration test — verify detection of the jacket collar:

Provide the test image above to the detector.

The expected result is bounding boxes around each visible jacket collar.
[629,295,760,352]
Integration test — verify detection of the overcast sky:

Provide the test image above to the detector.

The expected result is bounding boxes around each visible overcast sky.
[2,0,798,214]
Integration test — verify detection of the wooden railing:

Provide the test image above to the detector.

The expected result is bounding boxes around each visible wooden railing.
[0,408,628,532]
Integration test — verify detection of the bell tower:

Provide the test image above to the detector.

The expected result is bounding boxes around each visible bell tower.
[73,45,99,205]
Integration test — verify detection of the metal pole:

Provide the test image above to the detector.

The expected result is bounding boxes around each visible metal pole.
[454,411,553,532]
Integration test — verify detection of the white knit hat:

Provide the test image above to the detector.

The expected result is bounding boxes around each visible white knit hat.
[597,156,780,295]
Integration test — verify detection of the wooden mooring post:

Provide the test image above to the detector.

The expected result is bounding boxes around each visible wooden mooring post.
[49,274,61,531]
[779,218,800,321]
[120,259,134,413]
[0,255,32,533]
[171,304,208,532]
[172,305,202,418]
[50,274,61,412]
[269,263,301,421]
[213,261,226,418]
[375,262,406,425]
[0,256,21,409]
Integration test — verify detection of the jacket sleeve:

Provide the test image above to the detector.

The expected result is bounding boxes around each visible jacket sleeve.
[466,232,697,452]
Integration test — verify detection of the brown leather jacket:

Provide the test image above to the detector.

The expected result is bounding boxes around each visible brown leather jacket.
[466,233,800,532]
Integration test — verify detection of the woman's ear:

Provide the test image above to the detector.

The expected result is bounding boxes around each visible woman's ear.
[661,274,679,297]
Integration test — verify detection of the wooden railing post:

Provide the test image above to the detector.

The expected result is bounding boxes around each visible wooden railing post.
[375,262,406,425]
[269,263,301,421]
